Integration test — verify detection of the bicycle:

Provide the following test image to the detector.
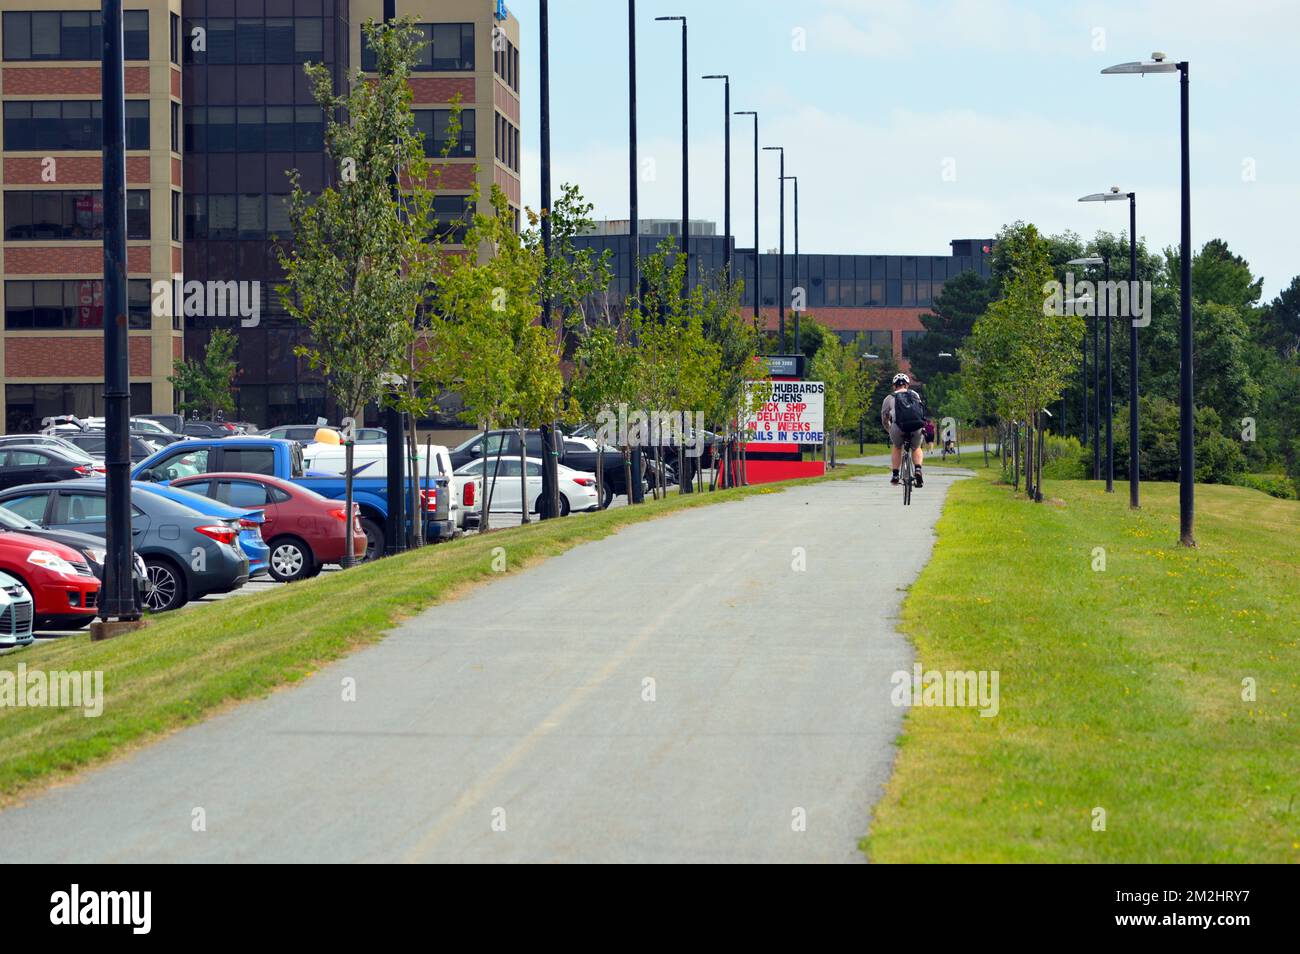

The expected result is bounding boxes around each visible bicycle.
[899,436,915,506]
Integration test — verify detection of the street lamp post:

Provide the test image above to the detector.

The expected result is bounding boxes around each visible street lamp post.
[97,0,139,632]
[703,74,731,275]
[657,16,691,495]
[735,110,759,322]
[1081,186,1141,508]
[1069,256,1104,480]
[627,1,644,504]
[538,0,561,520]
[763,145,785,352]
[781,173,799,354]
[655,16,689,298]
[1103,52,1194,545]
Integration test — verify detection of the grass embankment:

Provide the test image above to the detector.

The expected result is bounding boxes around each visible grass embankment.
[0,464,876,803]
[864,466,1300,862]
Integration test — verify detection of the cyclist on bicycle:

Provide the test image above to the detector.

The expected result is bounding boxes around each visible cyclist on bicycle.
[881,372,926,488]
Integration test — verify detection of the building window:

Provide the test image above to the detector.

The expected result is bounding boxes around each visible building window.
[172,190,181,242]
[3,189,150,241]
[171,101,180,153]
[183,106,322,154]
[362,23,473,71]
[433,194,473,245]
[1,10,148,61]
[414,108,475,158]
[2,100,148,151]
[861,330,893,358]
[182,17,320,65]
[4,278,150,330]
[170,12,180,64]
[5,383,152,434]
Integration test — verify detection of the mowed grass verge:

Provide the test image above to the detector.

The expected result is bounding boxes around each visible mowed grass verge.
[864,466,1300,862]
[0,464,876,803]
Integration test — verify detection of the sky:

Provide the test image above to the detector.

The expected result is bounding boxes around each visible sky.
[511,0,1300,299]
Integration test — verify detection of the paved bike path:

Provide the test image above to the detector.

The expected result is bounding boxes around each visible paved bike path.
[0,469,966,863]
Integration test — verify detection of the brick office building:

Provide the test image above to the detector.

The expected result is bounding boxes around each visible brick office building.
[572,229,994,371]
[0,0,521,431]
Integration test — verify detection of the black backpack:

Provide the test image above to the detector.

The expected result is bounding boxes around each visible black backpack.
[892,390,926,432]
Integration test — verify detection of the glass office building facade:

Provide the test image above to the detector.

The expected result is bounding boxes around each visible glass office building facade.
[0,0,521,430]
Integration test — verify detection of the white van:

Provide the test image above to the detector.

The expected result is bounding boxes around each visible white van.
[301,442,480,532]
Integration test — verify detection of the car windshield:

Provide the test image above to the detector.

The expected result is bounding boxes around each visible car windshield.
[0,506,38,530]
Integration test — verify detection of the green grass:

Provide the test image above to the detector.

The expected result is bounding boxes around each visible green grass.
[863,466,1300,862]
[0,464,875,803]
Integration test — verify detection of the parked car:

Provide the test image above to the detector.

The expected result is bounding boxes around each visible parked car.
[137,414,185,434]
[454,456,599,517]
[170,473,366,582]
[61,432,162,464]
[134,482,270,578]
[182,419,240,438]
[263,424,387,444]
[133,438,451,559]
[301,441,475,534]
[0,504,148,606]
[0,445,103,491]
[0,481,249,613]
[0,434,102,464]
[0,530,101,629]
[0,569,35,648]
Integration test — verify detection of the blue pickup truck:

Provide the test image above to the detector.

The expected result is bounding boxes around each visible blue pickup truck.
[131,438,452,560]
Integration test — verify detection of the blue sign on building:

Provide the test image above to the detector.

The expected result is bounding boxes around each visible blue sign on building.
[495,0,509,21]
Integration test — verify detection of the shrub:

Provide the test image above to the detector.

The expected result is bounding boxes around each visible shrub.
[1112,397,1245,485]
[1233,472,1298,500]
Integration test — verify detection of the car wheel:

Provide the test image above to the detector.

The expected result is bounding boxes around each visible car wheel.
[268,537,314,583]
[360,518,384,562]
[560,494,571,517]
[143,558,186,612]
[599,481,614,509]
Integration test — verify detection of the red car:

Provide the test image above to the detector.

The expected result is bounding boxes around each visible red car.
[0,530,101,629]
[169,473,365,582]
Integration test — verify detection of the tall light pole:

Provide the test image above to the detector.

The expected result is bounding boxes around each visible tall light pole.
[537,0,561,519]
[1104,52,1194,546]
[763,145,784,352]
[655,16,689,298]
[97,0,139,632]
[657,16,691,494]
[627,1,644,503]
[703,74,731,276]
[735,110,758,322]
[781,173,799,355]
[1081,186,1140,507]
[1069,255,1103,479]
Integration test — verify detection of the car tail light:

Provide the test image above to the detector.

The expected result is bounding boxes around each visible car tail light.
[571,477,595,487]
[328,507,347,521]
[221,423,236,432]
[419,489,437,512]
[73,465,97,476]
[238,518,261,530]
[195,524,238,546]
[463,481,475,506]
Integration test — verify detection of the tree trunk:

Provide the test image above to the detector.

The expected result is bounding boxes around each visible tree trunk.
[518,423,530,524]
[479,422,495,532]
[622,446,633,507]
[343,439,357,566]
[595,431,605,510]
[1012,423,1020,491]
